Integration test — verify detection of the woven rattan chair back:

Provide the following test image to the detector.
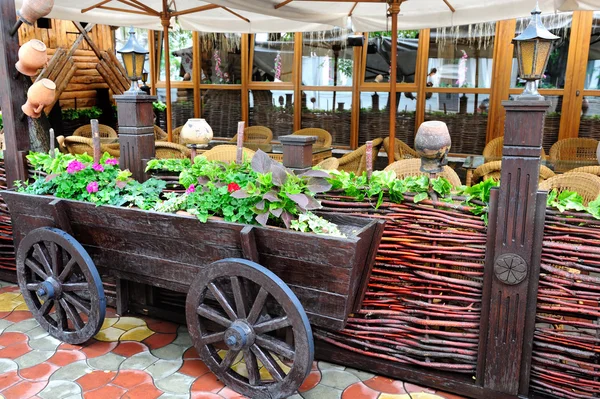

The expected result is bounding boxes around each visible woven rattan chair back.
[231,126,273,144]
[203,145,256,163]
[566,165,600,176]
[338,138,383,174]
[471,160,555,185]
[155,142,191,159]
[73,124,118,140]
[171,126,184,144]
[384,158,462,187]
[539,172,600,205]
[292,128,332,148]
[549,138,599,161]
[383,137,418,161]
[483,136,548,160]
[315,157,339,171]
[154,125,168,141]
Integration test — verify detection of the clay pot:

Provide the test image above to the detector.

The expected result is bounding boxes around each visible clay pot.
[414,121,451,174]
[17,0,55,25]
[16,39,47,76]
[180,118,213,145]
[22,78,56,118]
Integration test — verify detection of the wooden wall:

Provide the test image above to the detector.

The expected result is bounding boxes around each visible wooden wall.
[17,20,114,109]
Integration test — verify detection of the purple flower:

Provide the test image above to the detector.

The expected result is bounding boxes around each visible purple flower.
[185,184,196,194]
[66,160,86,174]
[105,158,119,166]
[86,181,99,194]
[92,163,104,172]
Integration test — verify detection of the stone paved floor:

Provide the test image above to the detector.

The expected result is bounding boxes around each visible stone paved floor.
[0,282,466,399]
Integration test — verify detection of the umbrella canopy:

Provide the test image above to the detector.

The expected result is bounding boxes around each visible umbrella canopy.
[14,0,335,32]
[206,0,600,31]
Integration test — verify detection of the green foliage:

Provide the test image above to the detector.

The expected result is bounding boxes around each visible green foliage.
[338,58,353,78]
[153,101,167,112]
[27,150,92,175]
[145,158,192,173]
[62,106,103,121]
[291,212,345,237]
[0,112,3,130]
[457,178,499,224]
[546,189,586,213]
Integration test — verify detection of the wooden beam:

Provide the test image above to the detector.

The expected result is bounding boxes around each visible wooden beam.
[414,28,430,136]
[73,22,102,59]
[349,2,359,16]
[275,0,294,9]
[68,23,95,57]
[117,0,160,16]
[171,4,219,17]
[221,7,250,23]
[97,5,153,16]
[148,30,157,96]
[241,34,249,125]
[350,44,362,149]
[192,31,200,118]
[162,0,173,142]
[442,0,455,13]
[388,1,400,164]
[293,32,303,132]
[82,0,112,14]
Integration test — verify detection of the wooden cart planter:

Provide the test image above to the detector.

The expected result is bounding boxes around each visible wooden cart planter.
[1,190,384,399]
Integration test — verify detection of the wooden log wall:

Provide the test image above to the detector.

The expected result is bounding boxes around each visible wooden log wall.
[17,21,114,110]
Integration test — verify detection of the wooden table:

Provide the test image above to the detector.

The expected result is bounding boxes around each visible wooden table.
[201,142,333,166]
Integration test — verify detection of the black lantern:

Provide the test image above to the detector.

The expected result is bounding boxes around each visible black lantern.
[117,27,148,94]
[513,4,559,99]
[141,70,149,85]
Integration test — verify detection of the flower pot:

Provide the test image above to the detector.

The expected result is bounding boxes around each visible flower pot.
[414,121,451,174]
[16,39,47,76]
[180,118,213,145]
[17,0,54,25]
[22,78,55,119]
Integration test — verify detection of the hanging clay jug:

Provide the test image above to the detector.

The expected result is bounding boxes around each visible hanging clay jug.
[17,0,55,25]
[22,79,56,119]
[180,118,213,145]
[414,121,451,174]
[16,39,47,76]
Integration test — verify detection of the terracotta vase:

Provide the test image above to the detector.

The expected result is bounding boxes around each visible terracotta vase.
[16,39,47,76]
[17,0,55,25]
[180,118,213,145]
[414,121,451,174]
[22,78,56,119]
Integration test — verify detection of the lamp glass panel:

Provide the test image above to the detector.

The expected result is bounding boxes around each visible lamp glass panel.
[134,53,146,79]
[519,41,536,77]
[122,53,134,79]
[534,41,552,77]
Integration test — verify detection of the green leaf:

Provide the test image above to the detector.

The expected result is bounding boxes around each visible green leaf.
[413,192,428,203]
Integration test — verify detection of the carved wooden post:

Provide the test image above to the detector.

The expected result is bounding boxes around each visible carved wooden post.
[0,0,30,187]
[478,100,550,397]
[279,135,316,170]
[114,93,156,182]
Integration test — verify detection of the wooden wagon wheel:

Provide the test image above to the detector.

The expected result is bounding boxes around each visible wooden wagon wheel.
[16,227,106,344]
[186,258,314,399]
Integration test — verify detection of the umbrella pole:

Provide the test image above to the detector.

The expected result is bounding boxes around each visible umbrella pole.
[388,1,400,165]
[162,1,173,142]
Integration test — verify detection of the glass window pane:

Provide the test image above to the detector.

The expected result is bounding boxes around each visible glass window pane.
[252,33,294,83]
[358,92,417,146]
[511,13,572,89]
[585,13,600,90]
[365,31,419,84]
[425,93,490,154]
[201,89,242,139]
[428,24,496,89]
[159,25,193,81]
[115,27,150,83]
[199,33,242,84]
[302,31,353,87]
[302,90,351,146]
[155,88,195,138]
[578,96,600,139]
[249,90,294,139]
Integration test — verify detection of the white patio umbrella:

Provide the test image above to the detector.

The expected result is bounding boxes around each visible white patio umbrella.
[14,0,335,140]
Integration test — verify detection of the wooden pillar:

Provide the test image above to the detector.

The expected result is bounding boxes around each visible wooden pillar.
[149,30,157,96]
[415,29,430,134]
[293,32,302,132]
[0,0,29,187]
[114,93,156,182]
[161,1,172,142]
[192,31,200,118]
[478,100,549,396]
[241,34,249,125]
[388,1,400,164]
[350,45,362,149]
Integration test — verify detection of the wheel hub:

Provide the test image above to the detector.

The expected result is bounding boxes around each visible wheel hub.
[37,277,61,301]
[224,321,255,351]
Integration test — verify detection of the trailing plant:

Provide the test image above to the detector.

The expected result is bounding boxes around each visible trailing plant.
[458,178,499,224]
[546,189,586,213]
[146,158,192,173]
[61,106,103,121]
[291,212,345,237]
[153,101,167,112]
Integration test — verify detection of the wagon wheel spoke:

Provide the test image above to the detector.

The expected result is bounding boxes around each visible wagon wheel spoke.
[26,283,41,291]
[247,287,268,325]
[54,300,68,332]
[49,242,62,276]
[251,344,286,382]
[62,283,89,292]
[254,316,290,334]
[243,348,260,385]
[25,259,48,280]
[201,331,225,345]
[60,298,84,330]
[255,334,295,360]
[38,299,53,317]
[58,257,77,283]
[63,292,91,316]
[208,282,237,321]
[230,277,247,319]
[219,348,240,372]
[197,304,232,328]
[33,244,53,276]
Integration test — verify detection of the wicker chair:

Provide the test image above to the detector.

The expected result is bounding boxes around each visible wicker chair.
[338,138,384,175]
[73,124,118,139]
[384,159,462,187]
[549,138,599,161]
[566,165,600,176]
[539,172,600,205]
[172,126,184,144]
[63,136,120,158]
[230,126,273,144]
[471,160,555,185]
[154,125,168,141]
[382,137,418,161]
[483,136,548,160]
[315,157,339,171]
[292,128,332,148]
[202,145,256,163]
[56,135,69,154]
[155,141,191,159]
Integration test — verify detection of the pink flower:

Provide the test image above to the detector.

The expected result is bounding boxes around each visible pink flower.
[86,181,99,194]
[66,160,86,174]
[227,182,241,193]
[185,184,196,194]
[105,158,119,166]
[93,163,104,172]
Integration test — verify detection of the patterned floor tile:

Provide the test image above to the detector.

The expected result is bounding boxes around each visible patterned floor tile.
[87,352,126,371]
[19,363,60,382]
[2,380,47,399]
[122,382,163,399]
[155,372,196,394]
[300,383,342,399]
[119,351,159,370]
[76,370,117,391]
[363,376,408,394]
[178,360,210,378]
[143,333,177,350]
[319,369,361,390]
[49,360,92,382]
[342,382,380,399]
[83,384,126,399]
[28,336,61,352]
[112,369,153,389]
[145,359,183,380]
[0,371,21,391]
[15,350,54,369]
[152,343,188,360]
[112,342,148,358]
[37,380,82,399]
[0,360,18,374]
[47,350,86,367]
[120,326,154,342]
[113,317,147,331]
[190,373,224,394]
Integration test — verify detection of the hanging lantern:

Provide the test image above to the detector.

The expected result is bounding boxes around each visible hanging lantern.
[117,28,148,94]
[513,4,559,99]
